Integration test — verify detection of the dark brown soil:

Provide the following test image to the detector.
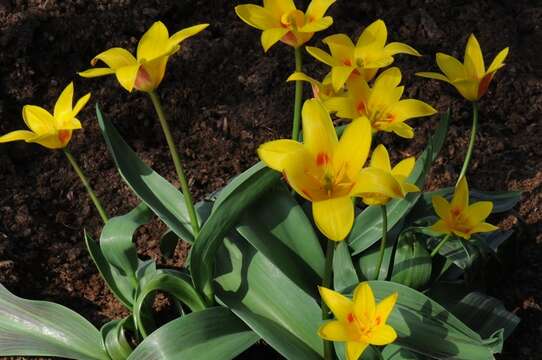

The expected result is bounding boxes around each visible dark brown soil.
[0,0,540,359]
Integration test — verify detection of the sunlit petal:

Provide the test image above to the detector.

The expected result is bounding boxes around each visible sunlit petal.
[333,117,372,179]
[375,292,398,324]
[318,320,349,341]
[487,47,509,74]
[357,19,387,48]
[258,139,306,171]
[169,24,209,45]
[114,64,141,92]
[436,53,466,82]
[369,324,397,345]
[392,157,415,178]
[432,195,451,220]
[370,144,392,172]
[465,201,493,224]
[137,21,171,62]
[22,105,55,135]
[261,27,290,52]
[464,34,485,78]
[306,0,336,20]
[318,286,353,322]
[302,99,338,156]
[451,176,469,211]
[346,341,368,360]
[91,47,137,70]
[0,130,36,143]
[53,82,74,120]
[384,42,420,56]
[313,196,354,241]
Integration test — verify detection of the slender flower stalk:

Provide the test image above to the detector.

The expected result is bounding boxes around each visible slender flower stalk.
[457,102,478,185]
[148,91,200,235]
[63,148,109,224]
[430,233,451,257]
[292,47,303,140]
[375,205,388,279]
[321,239,335,360]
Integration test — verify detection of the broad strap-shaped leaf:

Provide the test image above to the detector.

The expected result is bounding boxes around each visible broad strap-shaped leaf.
[390,231,432,290]
[190,161,279,303]
[333,241,359,292]
[0,284,108,360]
[97,105,196,243]
[215,235,322,359]
[127,307,259,360]
[382,344,427,359]
[101,318,133,360]
[348,110,450,254]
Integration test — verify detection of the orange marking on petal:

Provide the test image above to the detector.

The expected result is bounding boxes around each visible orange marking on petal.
[302,189,312,200]
[343,59,352,66]
[134,66,153,91]
[58,130,70,145]
[478,73,493,99]
[316,152,330,166]
[281,31,298,47]
[347,313,355,323]
[375,316,381,326]
[356,101,366,114]
[386,113,396,123]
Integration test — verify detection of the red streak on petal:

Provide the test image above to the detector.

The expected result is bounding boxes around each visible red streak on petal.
[347,313,355,323]
[357,101,366,114]
[316,152,330,166]
[477,73,493,99]
[58,130,70,145]
[343,59,352,66]
[386,113,396,123]
[134,66,153,91]
[375,316,381,326]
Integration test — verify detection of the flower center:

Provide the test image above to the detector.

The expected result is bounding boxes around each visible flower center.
[301,152,355,200]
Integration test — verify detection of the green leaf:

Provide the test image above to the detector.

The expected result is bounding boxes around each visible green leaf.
[333,241,359,292]
[215,235,323,359]
[0,284,108,360]
[382,344,427,359]
[237,184,324,295]
[159,230,179,258]
[390,231,431,290]
[127,307,259,360]
[96,105,196,243]
[190,161,279,303]
[101,318,133,360]
[348,110,450,254]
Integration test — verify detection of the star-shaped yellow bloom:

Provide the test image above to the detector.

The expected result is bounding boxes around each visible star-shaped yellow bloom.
[325,67,437,138]
[258,99,400,241]
[286,72,340,100]
[430,177,498,239]
[79,21,208,92]
[306,19,420,91]
[0,82,90,149]
[235,0,335,52]
[318,282,398,360]
[416,34,509,101]
[357,145,419,206]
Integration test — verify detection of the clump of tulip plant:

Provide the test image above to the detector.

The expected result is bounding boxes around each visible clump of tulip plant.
[0,2,520,360]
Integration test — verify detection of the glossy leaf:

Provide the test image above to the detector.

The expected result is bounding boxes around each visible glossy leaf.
[390,231,432,290]
[333,241,359,292]
[382,344,427,359]
[101,318,133,360]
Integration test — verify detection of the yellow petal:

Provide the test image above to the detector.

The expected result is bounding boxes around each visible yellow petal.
[302,99,338,157]
[464,34,485,78]
[169,24,209,45]
[370,144,391,172]
[451,176,469,211]
[236,4,278,30]
[375,292,398,324]
[324,96,357,119]
[141,56,169,90]
[22,105,55,135]
[392,157,415,178]
[333,117,371,180]
[331,66,355,91]
[353,282,376,321]
[0,130,36,143]
[318,320,349,341]
[389,122,414,139]
[298,16,333,32]
[401,182,420,193]
[287,71,318,84]
[357,19,387,48]
[306,46,338,66]
[431,195,451,220]
[388,99,437,122]
[137,21,171,62]
[261,27,290,52]
[313,196,354,241]
[452,229,472,240]
[353,167,403,199]
[373,67,402,90]
[465,201,493,224]
[415,71,450,83]
[384,42,420,56]
[451,79,480,101]
[429,220,452,235]
[115,64,141,92]
[318,286,353,322]
[436,53,466,82]
[257,139,306,171]
[91,47,137,70]
[306,0,335,20]
[78,68,116,78]
[72,93,91,117]
[324,33,355,49]
[264,0,296,16]
[29,133,68,149]
[487,47,509,74]
[369,324,397,345]
[346,341,368,360]
[53,82,74,120]
[471,222,499,233]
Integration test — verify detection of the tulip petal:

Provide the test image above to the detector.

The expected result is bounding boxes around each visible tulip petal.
[313,196,354,241]
[298,16,333,32]
[0,130,36,143]
[333,117,372,180]
[141,55,169,90]
[472,222,499,233]
[369,324,397,345]
[324,96,357,119]
[388,99,437,122]
[22,105,55,135]
[464,34,485,79]
[451,176,469,211]
[392,157,415,178]
[353,282,376,321]
[375,292,398,324]
[114,64,141,92]
[487,47,509,74]
[236,4,278,30]
[451,79,480,101]
[415,71,450,83]
[346,341,368,360]
[91,47,137,70]
[258,139,306,172]
[430,220,451,235]
[465,201,493,224]
[169,24,209,45]
[353,167,402,199]
[264,0,296,16]
[324,33,355,49]
[432,195,451,220]
[29,133,67,149]
[137,21,171,62]
[261,27,290,52]
[402,182,420,193]
[370,144,392,172]
[318,320,349,341]
[72,93,91,117]
[384,42,420,56]
[373,67,402,90]
[357,19,387,48]
[389,122,414,139]
[302,99,338,157]
[436,53,466,82]
[318,286,353,322]
[306,46,338,67]
[53,82,74,120]
[331,66,355,91]
[78,68,116,78]
[306,0,335,20]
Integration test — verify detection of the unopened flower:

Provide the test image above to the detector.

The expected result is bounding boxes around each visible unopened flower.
[235,0,335,52]
[318,282,398,360]
[79,21,208,92]
[0,82,90,149]
[416,34,509,101]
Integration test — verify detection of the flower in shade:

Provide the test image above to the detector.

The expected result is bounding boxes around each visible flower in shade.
[318,282,398,360]
[306,19,420,91]
[430,176,498,239]
[325,67,437,138]
[79,21,208,92]
[235,0,335,52]
[416,34,509,101]
[258,99,398,241]
[0,82,90,149]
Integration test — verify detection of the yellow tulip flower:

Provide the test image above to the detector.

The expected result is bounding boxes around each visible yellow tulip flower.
[325,67,437,139]
[235,0,335,52]
[306,19,420,91]
[79,21,208,92]
[0,82,90,149]
[318,282,398,360]
[430,177,498,239]
[286,72,339,100]
[357,145,419,206]
[416,34,509,101]
[258,99,401,241]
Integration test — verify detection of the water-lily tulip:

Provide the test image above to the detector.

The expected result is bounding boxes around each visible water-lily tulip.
[0,82,90,149]
[79,21,208,92]
[319,282,398,360]
[416,34,509,101]
[306,19,420,91]
[235,0,335,52]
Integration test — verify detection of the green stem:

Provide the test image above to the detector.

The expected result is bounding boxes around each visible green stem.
[375,205,388,280]
[431,233,452,257]
[322,240,335,360]
[63,148,109,224]
[291,47,303,141]
[148,91,200,236]
[457,102,478,185]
